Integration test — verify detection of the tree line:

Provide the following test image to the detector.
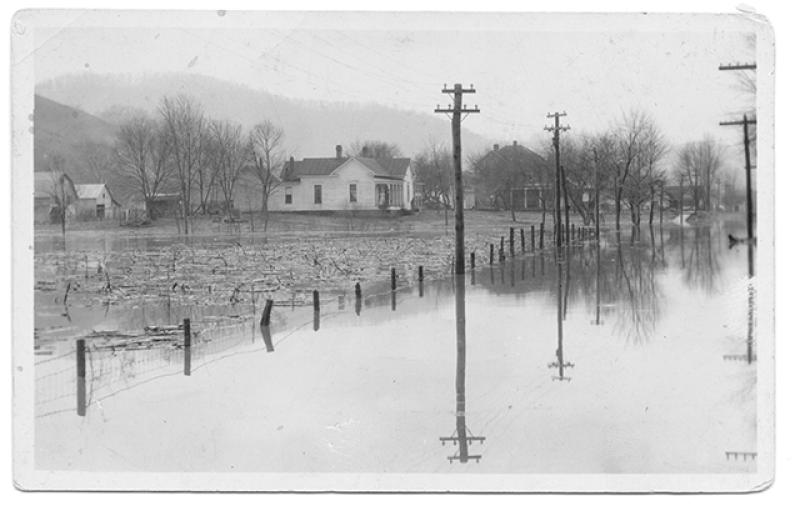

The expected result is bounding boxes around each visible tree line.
[413,109,733,228]
[113,94,285,232]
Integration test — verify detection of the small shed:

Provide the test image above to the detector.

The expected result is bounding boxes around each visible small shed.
[75,183,122,220]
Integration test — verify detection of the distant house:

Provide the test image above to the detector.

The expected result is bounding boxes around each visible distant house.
[473,141,551,210]
[268,145,414,212]
[75,183,122,220]
[34,171,78,224]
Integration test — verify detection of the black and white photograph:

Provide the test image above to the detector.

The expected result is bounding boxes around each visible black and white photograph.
[10,8,775,492]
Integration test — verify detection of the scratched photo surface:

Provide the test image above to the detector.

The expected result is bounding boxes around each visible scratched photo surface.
[13,11,772,491]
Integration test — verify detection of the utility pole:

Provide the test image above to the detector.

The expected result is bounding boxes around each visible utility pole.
[545,112,569,249]
[436,84,479,275]
[593,148,600,241]
[720,114,756,241]
[719,61,756,241]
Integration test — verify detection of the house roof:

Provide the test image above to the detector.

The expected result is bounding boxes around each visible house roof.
[34,171,77,199]
[477,143,547,168]
[281,156,411,182]
[76,183,121,206]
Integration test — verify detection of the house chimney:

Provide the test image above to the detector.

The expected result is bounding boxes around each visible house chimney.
[336,145,342,159]
[289,156,295,174]
[361,145,369,157]
[493,144,499,151]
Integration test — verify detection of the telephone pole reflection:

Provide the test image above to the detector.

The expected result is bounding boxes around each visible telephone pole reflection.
[439,273,485,463]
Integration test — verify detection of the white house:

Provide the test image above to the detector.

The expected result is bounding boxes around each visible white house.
[268,145,414,212]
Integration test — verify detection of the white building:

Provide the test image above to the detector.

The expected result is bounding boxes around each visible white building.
[74,183,122,220]
[268,145,414,212]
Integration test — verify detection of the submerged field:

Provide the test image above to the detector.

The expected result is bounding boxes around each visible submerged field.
[33,217,758,474]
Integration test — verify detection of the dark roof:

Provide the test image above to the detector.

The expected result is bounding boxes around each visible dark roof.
[281,156,411,182]
[478,143,547,168]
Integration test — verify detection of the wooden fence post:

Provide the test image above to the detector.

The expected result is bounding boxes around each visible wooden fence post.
[489,244,494,265]
[500,236,505,262]
[539,223,545,249]
[313,290,320,311]
[418,265,424,282]
[260,299,274,326]
[76,339,86,416]
[520,227,525,253]
[183,318,191,376]
[470,252,475,269]
[509,227,515,256]
[531,225,535,252]
[391,268,397,290]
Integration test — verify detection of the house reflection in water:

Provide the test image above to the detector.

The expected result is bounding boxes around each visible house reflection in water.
[439,273,485,463]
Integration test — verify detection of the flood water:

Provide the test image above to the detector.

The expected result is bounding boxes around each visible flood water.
[35,221,757,474]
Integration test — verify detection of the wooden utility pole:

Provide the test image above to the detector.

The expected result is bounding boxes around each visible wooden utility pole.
[436,84,480,275]
[719,61,756,240]
[545,112,569,249]
[593,148,600,241]
[720,114,756,240]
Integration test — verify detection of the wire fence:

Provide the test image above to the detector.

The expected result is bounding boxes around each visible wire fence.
[34,222,573,419]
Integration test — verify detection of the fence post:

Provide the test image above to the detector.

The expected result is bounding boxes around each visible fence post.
[76,339,86,416]
[391,268,397,290]
[470,252,475,269]
[520,227,525,253]
[531,225,535,252]
[313,290,320,311]
[509,227,515,256]
[355,282,362,315]
[489,243,494,265]
[539,223,544,249]
[183,318,191,376]
[500,237,505,262]
[418,265,424,282]
[260,299,274,326]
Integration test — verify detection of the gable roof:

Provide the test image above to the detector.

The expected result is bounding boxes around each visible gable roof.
[477,142,547,169]
[281,156,411,182]
[34,171,77,200]
[75,183,121,205]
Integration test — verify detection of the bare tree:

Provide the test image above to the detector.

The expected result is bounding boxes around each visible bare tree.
[208,120,250,220]
[249,120,285,231]
[158,94,207,234]
[113,115,172,218]
[612,110,668,228]
[413,142,453,225]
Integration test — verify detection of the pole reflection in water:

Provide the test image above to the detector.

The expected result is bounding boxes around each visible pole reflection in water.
[313,310,320,331]
[470,268,476,286]
[510,259,515,287]
[391,290,396,311]
[563,246,571,320]
[260,324,275,353]
[419,279,425,298]
[549,254,574,381]
[439,273,485,463]
[593,241,602,326]
[747,242,756,364]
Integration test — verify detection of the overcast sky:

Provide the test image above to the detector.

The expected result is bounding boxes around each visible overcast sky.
[32,13,756,150]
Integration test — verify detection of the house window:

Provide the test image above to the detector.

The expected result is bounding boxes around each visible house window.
[314,184,322,204]
[349,183,357,203]
[96,204,105,219]
[285,187,293,204]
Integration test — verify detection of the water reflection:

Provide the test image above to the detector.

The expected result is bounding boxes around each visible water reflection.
[549,254,574,381]
[260,325,275,353]
[440,273,485,463]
